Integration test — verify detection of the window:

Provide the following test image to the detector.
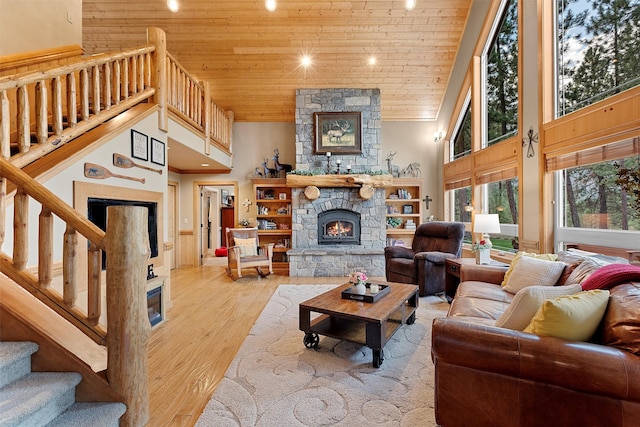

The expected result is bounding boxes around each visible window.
[556,0,640,117]
[451,186,472,244]
[559,158,639,231]
[551,137,640,250]
[485,178,519,252]
[451,99,471,160]
[485,0,519,146]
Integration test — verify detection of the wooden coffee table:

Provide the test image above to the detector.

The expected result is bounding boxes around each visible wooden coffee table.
[299,281,419,368]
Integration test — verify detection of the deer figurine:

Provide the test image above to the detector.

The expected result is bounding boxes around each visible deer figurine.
[385,151,400,177]
[262,159,277,178]
[327,121,350,143]
[272,148,292,177]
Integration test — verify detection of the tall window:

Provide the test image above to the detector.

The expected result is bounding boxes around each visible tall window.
[557,0,640,117]
[451,101,471,160]
[486,0,519,146]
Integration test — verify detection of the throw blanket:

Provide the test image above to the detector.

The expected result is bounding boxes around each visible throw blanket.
[581,263,640,290]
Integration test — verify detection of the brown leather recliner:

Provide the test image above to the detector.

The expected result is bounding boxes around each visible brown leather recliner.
[384,221,465,296]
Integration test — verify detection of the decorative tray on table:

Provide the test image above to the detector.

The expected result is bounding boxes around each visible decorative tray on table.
[341,283,390,303]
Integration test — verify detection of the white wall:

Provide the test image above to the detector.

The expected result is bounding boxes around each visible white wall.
[0,0,82,56]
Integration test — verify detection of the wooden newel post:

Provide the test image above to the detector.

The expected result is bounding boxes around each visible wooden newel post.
[147,27,168,132]
[105,206,151,427]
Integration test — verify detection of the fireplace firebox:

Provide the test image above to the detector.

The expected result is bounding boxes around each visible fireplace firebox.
[318,209,361,245]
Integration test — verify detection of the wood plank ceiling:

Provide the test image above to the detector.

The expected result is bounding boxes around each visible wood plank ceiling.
[82,0,472,122]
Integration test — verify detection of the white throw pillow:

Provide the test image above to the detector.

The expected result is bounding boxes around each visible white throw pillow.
[503,255,567,294]
[235,237,257,257]
[495,284,582,330]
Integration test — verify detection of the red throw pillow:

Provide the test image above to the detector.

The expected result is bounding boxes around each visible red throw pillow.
[581,263,640,291]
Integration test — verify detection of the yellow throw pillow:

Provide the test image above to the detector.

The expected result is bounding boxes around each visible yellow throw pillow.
[523,290,610,341]
[234,237,257,257]
[501,252,559,287]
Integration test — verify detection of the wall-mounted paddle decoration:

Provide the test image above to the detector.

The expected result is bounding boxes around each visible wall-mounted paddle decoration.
[84,162,146,184]
[113,153,163,174]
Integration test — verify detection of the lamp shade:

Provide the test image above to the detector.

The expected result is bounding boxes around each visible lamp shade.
[473,214,501,234]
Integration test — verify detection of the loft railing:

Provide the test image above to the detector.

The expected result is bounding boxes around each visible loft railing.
[0,27,232,170]
[166,52,232,152]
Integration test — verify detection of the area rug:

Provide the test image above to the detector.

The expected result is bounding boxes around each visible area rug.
[196,284,449,426]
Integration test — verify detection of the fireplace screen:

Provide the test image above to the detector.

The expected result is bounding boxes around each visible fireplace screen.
[318,209,361,245]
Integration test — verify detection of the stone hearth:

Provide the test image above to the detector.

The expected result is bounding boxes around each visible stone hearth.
[288,88,386,278]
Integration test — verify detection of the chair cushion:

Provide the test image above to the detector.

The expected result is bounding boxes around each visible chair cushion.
[234,237,258,257]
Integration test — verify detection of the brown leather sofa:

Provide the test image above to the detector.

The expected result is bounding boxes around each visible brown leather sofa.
[431,263,640,427]
[384,221,465,296]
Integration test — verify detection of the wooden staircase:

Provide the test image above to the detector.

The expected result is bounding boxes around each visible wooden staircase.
[0,27,235,426]
[0,342,125,426]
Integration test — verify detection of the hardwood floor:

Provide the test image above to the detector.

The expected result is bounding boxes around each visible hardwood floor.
[147,259,352,426]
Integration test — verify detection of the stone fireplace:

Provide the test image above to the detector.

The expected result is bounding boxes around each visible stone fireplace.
[318,209,360,245]
[288,88,386,277]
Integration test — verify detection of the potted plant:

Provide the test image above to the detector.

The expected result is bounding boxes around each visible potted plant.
[349,270,368,295]
[471,239,492,265]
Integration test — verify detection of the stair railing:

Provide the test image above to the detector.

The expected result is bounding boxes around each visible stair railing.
[0,157,150,426]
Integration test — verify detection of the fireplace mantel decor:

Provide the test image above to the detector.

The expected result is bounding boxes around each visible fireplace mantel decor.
[286,174,392,188]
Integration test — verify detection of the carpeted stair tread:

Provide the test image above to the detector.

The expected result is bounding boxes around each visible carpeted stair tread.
[0,371,81,426]
[0,342,39,389]
[46,402,127,427]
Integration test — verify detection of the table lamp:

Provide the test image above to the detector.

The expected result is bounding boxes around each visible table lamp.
[473,214,501,264]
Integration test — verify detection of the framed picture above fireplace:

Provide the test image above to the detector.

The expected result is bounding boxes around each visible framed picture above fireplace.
[314,112,362,154]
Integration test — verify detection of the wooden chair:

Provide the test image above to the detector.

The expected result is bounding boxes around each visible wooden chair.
[226,227,274,279]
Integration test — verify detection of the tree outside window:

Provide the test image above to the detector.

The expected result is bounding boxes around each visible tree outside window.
[486,178,519,252]
[451,104,472,160]
[486,0,519,147]
[557,0,640,117]
[561,157,640,231]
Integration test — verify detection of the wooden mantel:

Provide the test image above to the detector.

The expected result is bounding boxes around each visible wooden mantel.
[286,174,393,188]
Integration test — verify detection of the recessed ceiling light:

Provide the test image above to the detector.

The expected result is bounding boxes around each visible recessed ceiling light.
[201,163,210,167]
[368,56,377,66]
[167,0,179,12]
[405,0,416,11]
[301,55,312,67]
[265,0,276,12]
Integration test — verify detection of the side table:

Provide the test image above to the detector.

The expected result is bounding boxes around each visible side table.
[445,257,509,303]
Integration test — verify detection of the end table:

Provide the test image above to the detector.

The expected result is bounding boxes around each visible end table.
[445,257,509,303]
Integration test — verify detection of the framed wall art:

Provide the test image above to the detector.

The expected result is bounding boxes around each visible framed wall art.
[131,129,148,161]
[151,138,165,166]
[314,111,362,154]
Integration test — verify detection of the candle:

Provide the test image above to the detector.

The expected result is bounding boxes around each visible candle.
[326,152,331,157]
[336,159,341,165]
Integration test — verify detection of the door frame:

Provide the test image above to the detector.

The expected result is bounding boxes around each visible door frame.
[192,180,238,266]
[167,180,179,269]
